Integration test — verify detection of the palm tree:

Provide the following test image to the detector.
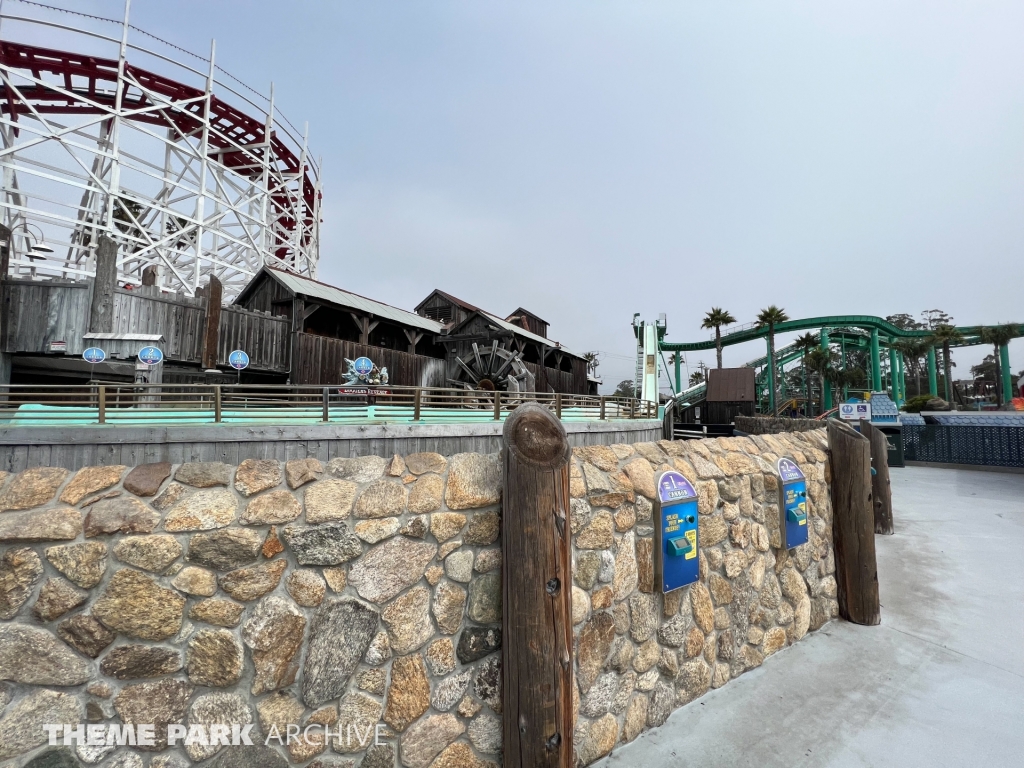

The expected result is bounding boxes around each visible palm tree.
[980,325,1020,405]
[894,339,930,398]
[688,370,705,387]
[793,332,819,417]
[701,308,736,369]
[582,351,600,378]
[928,324,963,403]
[756,305,790,415]
[805,347,834,415]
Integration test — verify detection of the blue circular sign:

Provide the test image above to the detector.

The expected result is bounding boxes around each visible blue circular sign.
[353,356,374,375]
[83,347,106,364]
[138,346,164,366]
[228,350,250,370]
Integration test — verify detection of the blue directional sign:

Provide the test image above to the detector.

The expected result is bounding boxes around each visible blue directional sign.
[353,356,374,376]
[138,346,164,366]
[83,347,106,364]
[777,458,808,549]
[655,470,700,593]
[228,349,250,370]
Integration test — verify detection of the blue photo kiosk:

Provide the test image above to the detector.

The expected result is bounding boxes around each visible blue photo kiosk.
[655,470,699,593]
[777,457,808,549]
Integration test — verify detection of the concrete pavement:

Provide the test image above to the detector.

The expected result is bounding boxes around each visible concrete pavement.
[597,466,1024,768]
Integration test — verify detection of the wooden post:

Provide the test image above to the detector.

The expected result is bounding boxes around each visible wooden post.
[599,396,606,420]
[502,403,573,768]
[493,390,501,421]
[860,420,894,535]
[322,387,330,423]
[214,385,222,423]
[201,275,223,371]
[0,223,10,279]
[141,265,158,286]
[97,385,106,425]
[0,224,10,392]
[88,235,118,333]
[827,420,881,625]
[555,392,562,420]
[413,388,422,421]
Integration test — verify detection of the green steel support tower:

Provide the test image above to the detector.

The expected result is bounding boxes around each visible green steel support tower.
[870,328,882,391]
[820,328,832,411]
[898,351,906,405]
[1000,343,1013,403]
[888,342,898,401]
[927,346,937,395]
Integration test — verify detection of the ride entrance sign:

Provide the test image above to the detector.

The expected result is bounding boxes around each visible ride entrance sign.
[83,347,106,364]
[228,350,250,370]
[138,346,163,366]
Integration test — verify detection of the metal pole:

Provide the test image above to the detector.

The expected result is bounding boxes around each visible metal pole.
[674,354,682,393]
[766,337,776,415]
[821,328,832,412]
[999,343,1013,404]
[888,341,898,402]
[870,328,882,391]
[927,346,938,396]
[898,351,906,406]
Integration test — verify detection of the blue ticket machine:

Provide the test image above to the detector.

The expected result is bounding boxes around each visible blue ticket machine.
[777,457,808,549]
[655,470,700,593]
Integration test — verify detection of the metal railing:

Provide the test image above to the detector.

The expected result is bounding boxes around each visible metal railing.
[903,425,1024,469]
[0,384,658,427]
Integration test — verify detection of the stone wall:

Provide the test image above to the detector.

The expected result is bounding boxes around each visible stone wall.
[568,429,836,763]
[734,415,825,435]
[0,429,836,768]
[0,454,504,768]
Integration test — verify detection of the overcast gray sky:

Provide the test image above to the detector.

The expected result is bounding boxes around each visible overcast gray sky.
[42,1,1024,390]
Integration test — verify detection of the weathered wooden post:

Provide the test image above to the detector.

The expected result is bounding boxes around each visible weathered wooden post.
[828,419,881,625]
[860,419,894,535]
[201,275,223,372]
[502,402,573,768]
[88,235,117,334]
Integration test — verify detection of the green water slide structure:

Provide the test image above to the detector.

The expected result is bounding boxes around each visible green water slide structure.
[656,315,1022,415]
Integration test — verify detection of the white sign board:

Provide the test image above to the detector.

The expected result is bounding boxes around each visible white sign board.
[838,402,872,422]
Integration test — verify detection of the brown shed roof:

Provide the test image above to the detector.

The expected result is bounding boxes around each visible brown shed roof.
[706,368,756,402]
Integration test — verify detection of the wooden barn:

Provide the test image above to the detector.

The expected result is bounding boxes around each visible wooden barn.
[415,290,588,394]
[1,234,589,394]
[704,367,756,423]
[232,268,448,388]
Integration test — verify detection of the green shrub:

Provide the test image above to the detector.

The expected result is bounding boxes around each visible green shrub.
[903,394,936,413]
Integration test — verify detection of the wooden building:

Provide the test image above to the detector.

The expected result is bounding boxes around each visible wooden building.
[415,290,588,394]
[1,240,589,394]
[232,268,448,388]
[704,367,756,423]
